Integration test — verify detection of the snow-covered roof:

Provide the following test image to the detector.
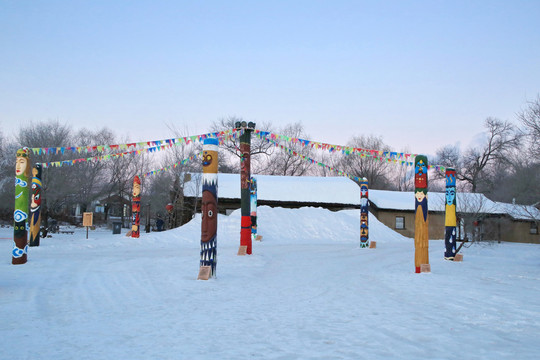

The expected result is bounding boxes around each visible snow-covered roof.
[185,173,540,220]
[185,173,361,205]
[494,202,540,221]
[369,189,502,214]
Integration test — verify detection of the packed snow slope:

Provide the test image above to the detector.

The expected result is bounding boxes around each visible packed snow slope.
[1,206,539,360]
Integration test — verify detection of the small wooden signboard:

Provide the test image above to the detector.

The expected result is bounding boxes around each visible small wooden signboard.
[255,235,263,241]
[454,254,464,262]
[83,212,93,227]
[237,245,248,256]
[197,266,211,280]
[83,212,93,239]
[420,264,431,273]
[369,241,377,249]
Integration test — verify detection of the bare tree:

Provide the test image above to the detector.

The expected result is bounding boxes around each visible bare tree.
[209,116,274,174]
[70,127,116,215]
[338,135,393,189]
[518,95,540,157]
[436,118,521,193]
[263,122,315,176]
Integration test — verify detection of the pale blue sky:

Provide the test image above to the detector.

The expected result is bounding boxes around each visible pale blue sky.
[1,0,539,155]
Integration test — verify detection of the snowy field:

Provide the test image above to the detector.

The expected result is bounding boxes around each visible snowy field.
[1,206,539,360]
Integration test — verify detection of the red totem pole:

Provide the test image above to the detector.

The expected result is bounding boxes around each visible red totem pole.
[131,175,141,238]
[236,121,256,255]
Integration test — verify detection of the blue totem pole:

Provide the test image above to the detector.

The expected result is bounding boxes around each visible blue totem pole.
[360,178,369,248]
[444,168,457,260]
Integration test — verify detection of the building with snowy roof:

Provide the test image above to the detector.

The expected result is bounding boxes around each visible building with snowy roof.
[184,173,539,244]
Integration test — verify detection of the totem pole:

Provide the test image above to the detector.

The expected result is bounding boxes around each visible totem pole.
[29,164,43,247]
[414,155,429,273]
[200,138,219,277]
[250,177,258,241]
[13,148,30,265]
[444,168,457,260]
[236,121,256,255]
[360,177,369,248]
[131,175,141,238]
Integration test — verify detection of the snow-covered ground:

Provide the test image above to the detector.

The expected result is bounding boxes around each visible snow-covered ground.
[1,206,539,359]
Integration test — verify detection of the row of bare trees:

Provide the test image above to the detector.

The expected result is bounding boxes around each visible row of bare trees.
[0,95,538,228]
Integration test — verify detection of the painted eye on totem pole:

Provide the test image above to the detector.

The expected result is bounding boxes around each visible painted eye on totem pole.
[208,210,214,217]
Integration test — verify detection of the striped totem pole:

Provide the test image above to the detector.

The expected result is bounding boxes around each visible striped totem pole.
[201,138,219,277]
[13,148,30,265]
[131,175,141,238]
[29,163,43,247]
[236,121,256,255]
[360,177,369,248]
[444,168,457,260]
[250,177,258,241]
[414,155,429,273]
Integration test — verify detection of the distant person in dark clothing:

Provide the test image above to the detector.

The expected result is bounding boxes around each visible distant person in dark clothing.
[156,217,164,232]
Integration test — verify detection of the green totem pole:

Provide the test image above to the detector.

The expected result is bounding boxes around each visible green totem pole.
[13,148,30,264]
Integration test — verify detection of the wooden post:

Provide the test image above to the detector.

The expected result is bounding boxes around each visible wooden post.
[200,138,219,278]
[250,177,258,241]
[414,155,429,273]
[13,148,30,264]
[29,163,42,247]
[444,168,457,260]
[360,177,369,248]
[236,121,255,255]
[131,175,141,238]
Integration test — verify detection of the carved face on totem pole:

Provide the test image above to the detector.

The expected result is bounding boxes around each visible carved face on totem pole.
[360,223,368,238]
[31,183,41,212]
[445,170,456,206]
[360,183,368,198]
[201,146,218,243]
[415,158,427,189]
[15,149,29,177]
[132,176,141,198]
[201,191,217,242]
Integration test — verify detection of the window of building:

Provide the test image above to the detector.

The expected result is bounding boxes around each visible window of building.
[395,216,405,230]
[531,222,538,235]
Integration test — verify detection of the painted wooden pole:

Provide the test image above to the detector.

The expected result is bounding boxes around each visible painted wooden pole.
[360,177,369,248]
[201,138,219,277]
[444,168,457,260]
[236,121,256,255]
[131,175,141,238]
[414,155,429,273]
[13,148,30,265]
[250,177,258,241]
[29,163,43,247]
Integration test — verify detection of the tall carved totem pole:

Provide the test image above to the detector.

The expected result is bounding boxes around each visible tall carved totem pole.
[250,177,258,241]
[236,121,256,255]
[13,148,30,264]
[414,155,429,273]
[29,163,43,247]
[444,168,457,260]
[360,177,369,248]
[131,175,141,238]
[201,138,219,277]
